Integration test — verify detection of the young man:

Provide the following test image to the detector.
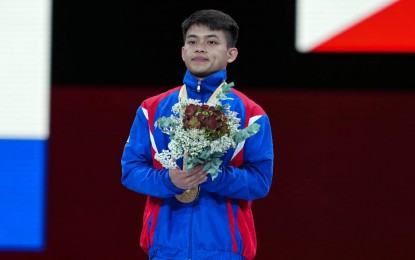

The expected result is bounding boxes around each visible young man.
[121,9,274,260]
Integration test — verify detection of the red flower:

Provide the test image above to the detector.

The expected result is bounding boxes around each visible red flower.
[186,116,201,129]
[185,104,198,116]
[182,103,229,139]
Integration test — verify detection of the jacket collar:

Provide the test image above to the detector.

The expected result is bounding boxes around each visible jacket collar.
[182,70,227,96]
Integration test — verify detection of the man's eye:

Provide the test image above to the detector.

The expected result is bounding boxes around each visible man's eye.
[187,40,197,45]
[207,41,217,45]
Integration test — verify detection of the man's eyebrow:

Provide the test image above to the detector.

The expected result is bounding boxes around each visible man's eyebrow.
[186,34,220,39]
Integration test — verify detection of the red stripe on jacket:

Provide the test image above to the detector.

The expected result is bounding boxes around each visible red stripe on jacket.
[230,88,265,259]
[139,86,181,253]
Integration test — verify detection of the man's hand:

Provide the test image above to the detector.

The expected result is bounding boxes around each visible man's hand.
[169,164,208,190]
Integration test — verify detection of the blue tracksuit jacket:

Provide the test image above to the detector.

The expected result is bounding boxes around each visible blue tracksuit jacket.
[121,70,274,260]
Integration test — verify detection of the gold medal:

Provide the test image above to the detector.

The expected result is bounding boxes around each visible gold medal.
[175,186,200,203]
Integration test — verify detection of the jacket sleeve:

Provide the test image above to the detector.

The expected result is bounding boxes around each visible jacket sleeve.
[201,114,274,200]
[120,106,184,198]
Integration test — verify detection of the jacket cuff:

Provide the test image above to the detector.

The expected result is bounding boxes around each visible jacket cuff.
[162,169,185,194]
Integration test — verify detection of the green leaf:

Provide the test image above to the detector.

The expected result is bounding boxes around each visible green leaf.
[216,82,235,102]
[185,159,196,171]
[233,123,260,143]
[199,151,211,160]
[155,117,173,130]
[199,158,222,181]
[221,82,234,94]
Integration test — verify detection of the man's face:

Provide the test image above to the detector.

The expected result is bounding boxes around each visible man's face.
[182,25,238,79]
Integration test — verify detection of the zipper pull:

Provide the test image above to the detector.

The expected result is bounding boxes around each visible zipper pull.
[197,80,201,92]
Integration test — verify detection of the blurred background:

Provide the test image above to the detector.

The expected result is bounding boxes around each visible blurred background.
[1,0,415,259]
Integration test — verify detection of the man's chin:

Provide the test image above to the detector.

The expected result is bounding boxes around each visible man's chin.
[190,69,222,79]
[190,71,209,79]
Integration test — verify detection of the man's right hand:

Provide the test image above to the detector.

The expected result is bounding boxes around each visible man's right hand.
[169,164,208,190]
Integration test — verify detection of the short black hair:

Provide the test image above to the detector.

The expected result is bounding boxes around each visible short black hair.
[181,9,239,48]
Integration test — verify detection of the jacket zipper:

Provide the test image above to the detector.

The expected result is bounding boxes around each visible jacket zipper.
[189,81,200,260]
[188,201,195,260]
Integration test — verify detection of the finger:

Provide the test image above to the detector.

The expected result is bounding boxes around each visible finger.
[194,166,207,176]
[196,175,208,185]
[186,168,202,177]
[186,173,202,187]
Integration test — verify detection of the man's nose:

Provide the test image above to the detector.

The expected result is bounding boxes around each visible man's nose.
[195,43,207,52]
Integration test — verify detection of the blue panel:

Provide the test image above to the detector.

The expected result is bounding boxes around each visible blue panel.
[0,139,47,251]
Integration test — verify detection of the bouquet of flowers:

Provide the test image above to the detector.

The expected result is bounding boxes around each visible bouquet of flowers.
[154,82,260,181]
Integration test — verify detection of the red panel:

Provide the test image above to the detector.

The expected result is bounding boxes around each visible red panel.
[313,0,415,52]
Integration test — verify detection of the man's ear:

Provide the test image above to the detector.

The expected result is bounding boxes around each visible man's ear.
[227,48,238,63]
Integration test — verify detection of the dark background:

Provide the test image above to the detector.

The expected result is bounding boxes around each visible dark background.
[2,1,415,260]
[52,1,415,89]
